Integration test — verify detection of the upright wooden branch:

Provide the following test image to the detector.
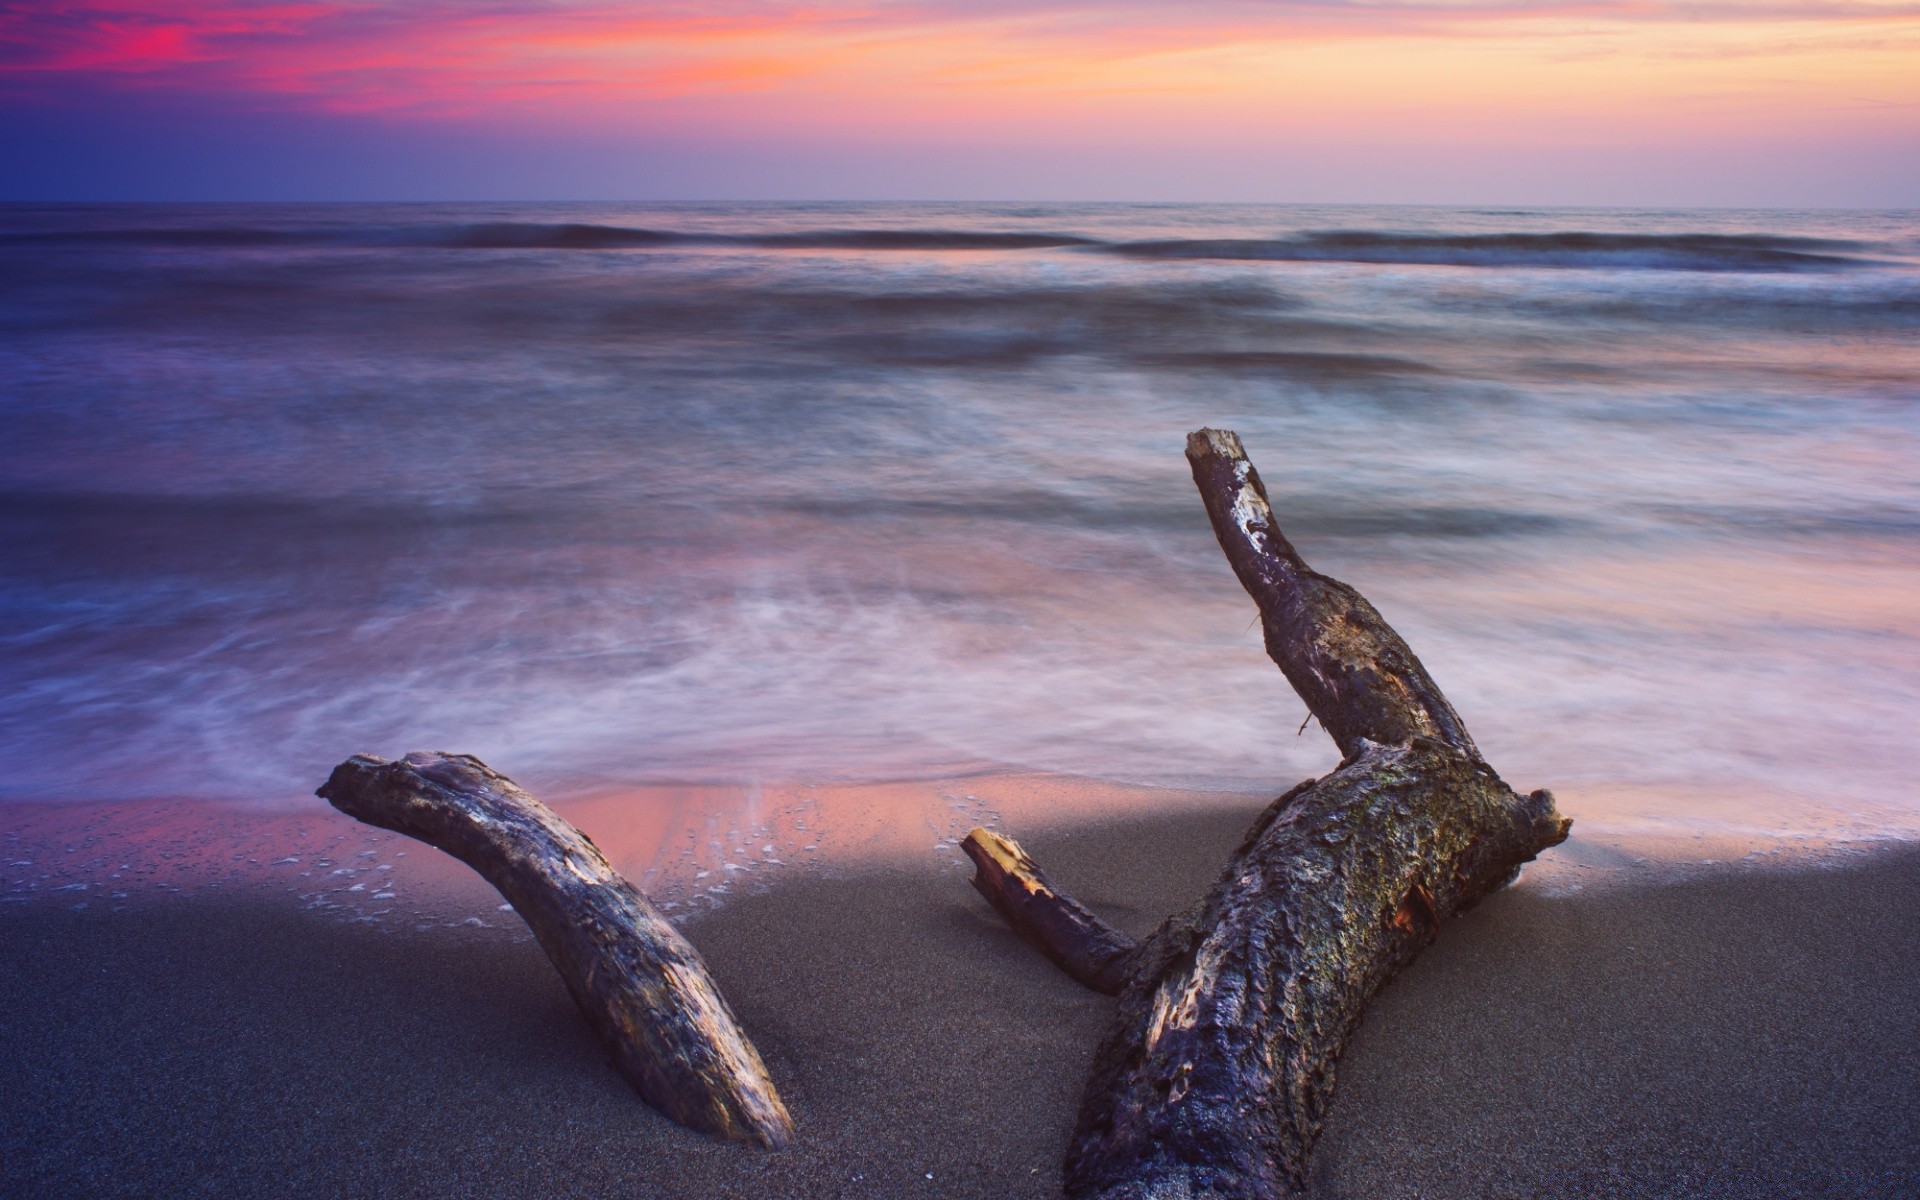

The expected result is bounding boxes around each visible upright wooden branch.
[962,430,1570,1198]
[318,751,794,1148]
[1185,427,1477,759]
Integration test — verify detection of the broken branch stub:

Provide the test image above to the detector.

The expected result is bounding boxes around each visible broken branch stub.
[961,827,1140,995]
[318,750,794,1148]
[962,430,1570,1198]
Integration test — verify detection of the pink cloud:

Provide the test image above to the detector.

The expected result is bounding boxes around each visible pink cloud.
[1,0,1914,132]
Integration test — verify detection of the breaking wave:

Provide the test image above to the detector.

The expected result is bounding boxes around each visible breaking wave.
[4,222,1099,253]
[1102,230,1875,272]
[3,222,1880,271]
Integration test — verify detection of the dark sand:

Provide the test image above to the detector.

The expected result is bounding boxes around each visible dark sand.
[3,806,1916,1199]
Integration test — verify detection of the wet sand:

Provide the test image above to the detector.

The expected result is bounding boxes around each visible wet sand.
[3,806,1916,1199]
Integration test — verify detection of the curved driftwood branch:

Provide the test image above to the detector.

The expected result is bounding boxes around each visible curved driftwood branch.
[318,750,794,1148]
[961,827,1139,994]
[966,430,1570,1197]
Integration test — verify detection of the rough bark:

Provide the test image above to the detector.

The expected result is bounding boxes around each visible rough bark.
[318,750,794,1148]
[1183,427,1476,760]
[963,429,1571,1198]
[962,827,1140,995]
[1065,744,1566,1199]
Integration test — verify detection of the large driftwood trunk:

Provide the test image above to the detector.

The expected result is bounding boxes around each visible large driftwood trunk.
[318,751,793,1148]
[965,429,1570,1198]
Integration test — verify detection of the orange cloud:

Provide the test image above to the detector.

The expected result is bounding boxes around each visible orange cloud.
[1,0,1915,146]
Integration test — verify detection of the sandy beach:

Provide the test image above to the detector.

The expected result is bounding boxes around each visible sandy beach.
[4,803,1915,1200]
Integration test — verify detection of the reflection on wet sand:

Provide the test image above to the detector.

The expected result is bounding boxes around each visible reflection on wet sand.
[4,765,1902,934]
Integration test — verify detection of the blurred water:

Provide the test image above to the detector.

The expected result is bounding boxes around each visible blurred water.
[1,202,1916,850]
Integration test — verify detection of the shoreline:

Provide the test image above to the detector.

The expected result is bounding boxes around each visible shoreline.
[4,805,1917,1198]
[6,767,1907,927]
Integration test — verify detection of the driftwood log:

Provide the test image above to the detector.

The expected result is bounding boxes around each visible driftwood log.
[963,827,1140,995]
[963,429,1571,1198]
[318,750,793,1148]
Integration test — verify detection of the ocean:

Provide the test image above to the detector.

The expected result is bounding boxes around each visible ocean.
[2,202,1917,896]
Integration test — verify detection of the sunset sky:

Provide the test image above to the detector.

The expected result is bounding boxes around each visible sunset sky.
[2,0,1916,203]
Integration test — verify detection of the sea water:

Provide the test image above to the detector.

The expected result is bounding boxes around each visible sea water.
[2,202,1916,885]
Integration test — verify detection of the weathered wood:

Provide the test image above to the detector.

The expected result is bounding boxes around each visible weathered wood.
[1065,747,1567,1198]
[1183,427,1476,759]
[964,430,1571,1198]
[318,750,794,1148]
[962,827,1140,995]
